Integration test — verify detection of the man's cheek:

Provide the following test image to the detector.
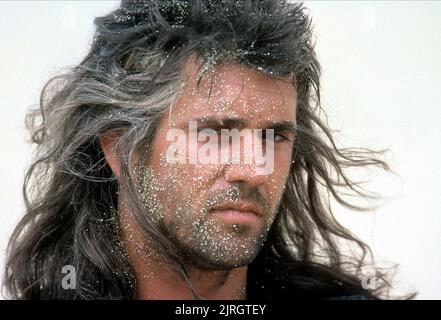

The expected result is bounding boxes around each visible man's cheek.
[268,173,287,205]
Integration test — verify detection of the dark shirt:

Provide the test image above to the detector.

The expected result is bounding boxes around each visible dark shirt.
[246,261,371,301]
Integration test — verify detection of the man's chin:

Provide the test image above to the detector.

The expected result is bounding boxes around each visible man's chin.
[185,252,258,271]
[161,219,268,270]
[181,236,266,271]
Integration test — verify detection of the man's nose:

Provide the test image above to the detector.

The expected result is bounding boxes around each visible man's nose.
[222,129,270,187]
[224,162,268,187]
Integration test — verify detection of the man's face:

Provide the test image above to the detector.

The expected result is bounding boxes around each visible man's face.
[135,59,296,270]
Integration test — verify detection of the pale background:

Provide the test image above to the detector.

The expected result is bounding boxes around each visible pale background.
[0,1,439,299]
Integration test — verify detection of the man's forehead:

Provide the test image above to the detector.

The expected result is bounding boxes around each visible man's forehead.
[169,57,297,126]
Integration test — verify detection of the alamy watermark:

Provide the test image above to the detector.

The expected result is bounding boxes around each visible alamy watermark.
[361,271,377,290]
[61,265,76,290]
[165,121,276,175]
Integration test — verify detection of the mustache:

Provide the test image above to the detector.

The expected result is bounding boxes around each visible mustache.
[203,183,270,214]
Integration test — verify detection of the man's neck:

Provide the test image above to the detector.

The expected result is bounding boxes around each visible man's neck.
[119,205,248,300]
[134,260,247,300]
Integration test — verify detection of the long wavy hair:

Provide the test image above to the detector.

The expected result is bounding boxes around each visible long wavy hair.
[4,0,402,299]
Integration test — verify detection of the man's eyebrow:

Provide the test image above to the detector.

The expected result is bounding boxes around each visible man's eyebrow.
[263,120,297,134]
[180,116,296,133]
[190,117,250,128]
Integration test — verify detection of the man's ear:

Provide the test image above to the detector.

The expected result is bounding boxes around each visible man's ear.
[99,133,121,178]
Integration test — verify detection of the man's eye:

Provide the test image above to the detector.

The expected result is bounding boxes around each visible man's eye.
[274,134,286,142]
[261,132,287,143]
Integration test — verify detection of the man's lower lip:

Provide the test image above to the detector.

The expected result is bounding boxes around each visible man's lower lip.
[210,209,259,223]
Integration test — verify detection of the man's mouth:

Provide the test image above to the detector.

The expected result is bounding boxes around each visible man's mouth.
[209,202,262,224]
